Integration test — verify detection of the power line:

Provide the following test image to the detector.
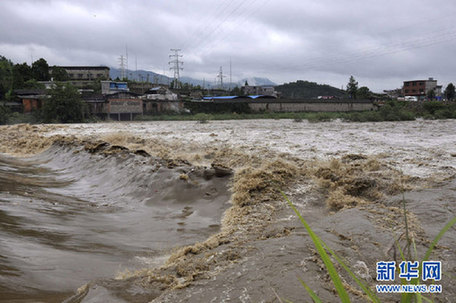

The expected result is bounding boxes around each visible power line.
[181,0,233,50]
[194,0,265,55]
[243,24,456,76]
[185,0,256,54]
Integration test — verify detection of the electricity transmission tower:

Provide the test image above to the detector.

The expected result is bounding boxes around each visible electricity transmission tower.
[217,66,226,89]
[169,49,183,89]
[119,55,127,80]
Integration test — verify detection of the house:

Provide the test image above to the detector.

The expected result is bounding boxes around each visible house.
[51,66,110,89]
[105,92,142,121]
[402,78,442,99]
[383,88,402,99]
[143,87,177,100]
[81,93,106,117]
[128,82,155,95]
[14,89,48,113]
[142,87,182,114]
[242,85,279,98]
[101,81,129,95]
[54,66,110,81]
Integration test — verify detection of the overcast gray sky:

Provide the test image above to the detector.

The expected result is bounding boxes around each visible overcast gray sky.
[1,0,456,91]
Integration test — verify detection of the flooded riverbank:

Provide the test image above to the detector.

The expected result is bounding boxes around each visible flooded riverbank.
[0,119,454,302]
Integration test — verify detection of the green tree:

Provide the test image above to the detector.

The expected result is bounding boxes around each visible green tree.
[346,75,358,99]
[89,79,101,93]
[41,82,85,123]
[427,89,436,100]
[444,83,455,101]
[31,58,50,81]
[12,63,32,89]
[0,56,13,99]
[51,66,69,81]
[230,86,242,96]
[23,79,45,89]
[357,86,371,99]
[0,104,9,124]
[275,80,347,99]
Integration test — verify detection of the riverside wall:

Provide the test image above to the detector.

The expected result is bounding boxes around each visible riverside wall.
[247,99,376,112]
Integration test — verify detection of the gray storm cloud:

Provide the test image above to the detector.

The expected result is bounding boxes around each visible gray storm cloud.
[1,0,455,91]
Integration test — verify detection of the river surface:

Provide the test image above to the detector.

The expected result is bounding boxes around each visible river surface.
[0,144,230,302]
[0,119,455,302]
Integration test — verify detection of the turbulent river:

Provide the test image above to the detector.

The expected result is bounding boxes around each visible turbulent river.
[0,143,230,302]
[0,119,455,302]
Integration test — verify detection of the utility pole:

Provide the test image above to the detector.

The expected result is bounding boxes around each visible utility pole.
[135,55,138,81]
[169,49,183,89]
[217,66,226,89]
[229,57,232,91]
[119,55,127,80]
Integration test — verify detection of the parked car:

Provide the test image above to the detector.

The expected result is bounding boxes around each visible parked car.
[404,96,418,102]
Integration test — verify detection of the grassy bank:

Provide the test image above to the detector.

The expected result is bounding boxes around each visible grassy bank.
[136,101,456,123]
[2,101,456,124]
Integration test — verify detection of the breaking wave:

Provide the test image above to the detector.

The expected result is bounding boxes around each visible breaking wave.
[0,139,231,302]
[0,122,454,302]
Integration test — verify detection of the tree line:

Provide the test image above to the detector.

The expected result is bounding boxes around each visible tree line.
[0,56,72,100]
[0,55,84,124]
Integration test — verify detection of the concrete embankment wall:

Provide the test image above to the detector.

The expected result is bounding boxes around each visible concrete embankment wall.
[248,99,375,112]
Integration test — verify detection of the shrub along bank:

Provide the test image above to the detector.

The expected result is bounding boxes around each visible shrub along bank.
[2,100,456,124]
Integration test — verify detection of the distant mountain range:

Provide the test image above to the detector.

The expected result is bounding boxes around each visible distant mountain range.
[109,68,346,98]
[109,67,276,88]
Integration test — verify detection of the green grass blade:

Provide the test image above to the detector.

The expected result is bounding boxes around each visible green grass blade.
[298,277,323,303]
[415,293,423,303]
[282,192,351,303]
[396,239,406,261]
[401,293,412,303]
[422,216,456,262]
[401,193,411,259]
[420,295,433,303]
[412,238,418,261]
[321,241,381,303]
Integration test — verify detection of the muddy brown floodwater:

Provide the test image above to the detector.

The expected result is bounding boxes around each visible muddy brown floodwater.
[0,140,231,302]
[0,119,455,302]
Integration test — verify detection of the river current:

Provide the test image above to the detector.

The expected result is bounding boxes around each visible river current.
[0,143,230,302]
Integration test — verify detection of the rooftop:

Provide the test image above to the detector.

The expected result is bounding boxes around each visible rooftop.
[56,66,110,71]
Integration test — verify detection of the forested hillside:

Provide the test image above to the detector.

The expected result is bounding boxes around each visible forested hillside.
[275,80,347,99]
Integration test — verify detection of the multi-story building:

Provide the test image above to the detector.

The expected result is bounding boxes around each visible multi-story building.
[51,66,110,88]
[242,85,278,97]
[402,77,442,99]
